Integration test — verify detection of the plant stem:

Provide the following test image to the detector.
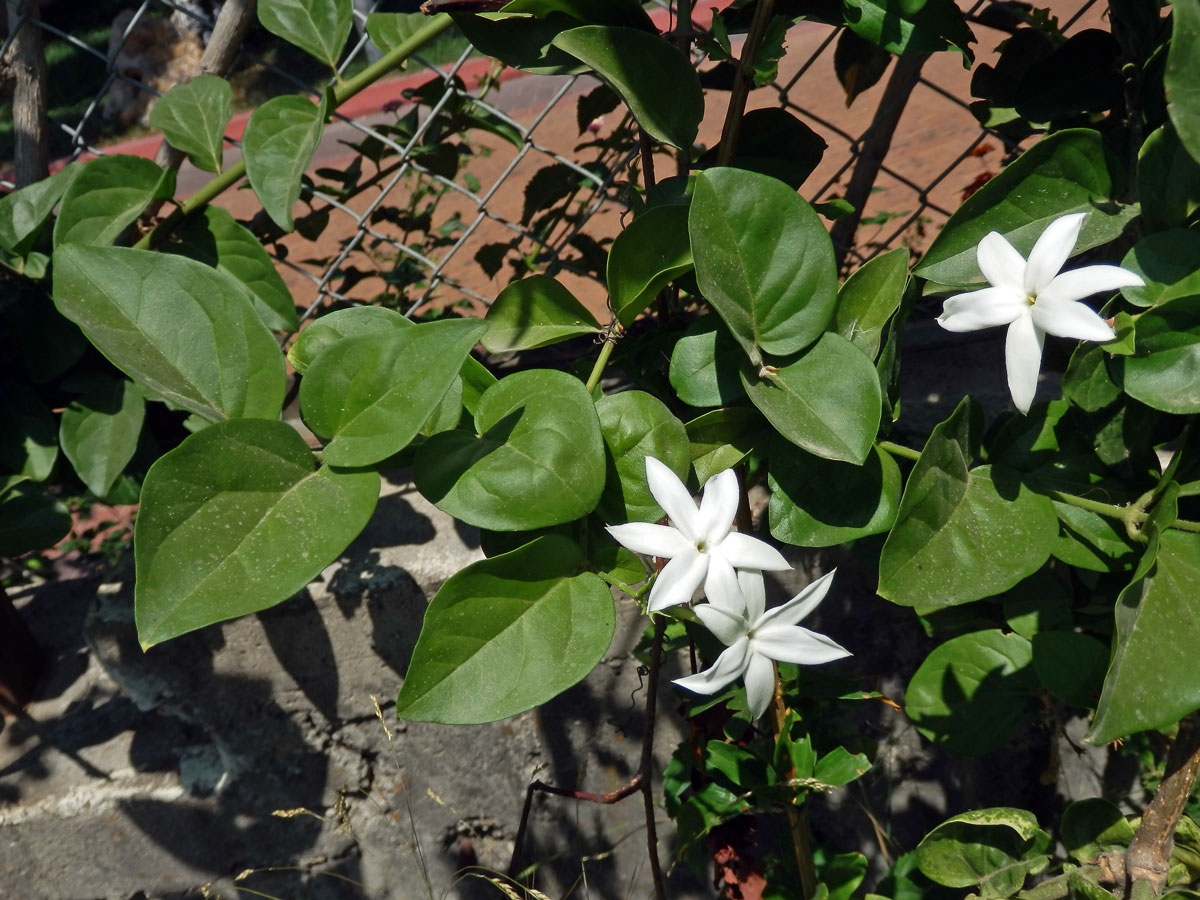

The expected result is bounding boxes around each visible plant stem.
[876,440,920,462]
[134,14,455,250]
[769,674,817,900]
[640,617,668,900]
[584,329,617,393]
[714,0,776,168]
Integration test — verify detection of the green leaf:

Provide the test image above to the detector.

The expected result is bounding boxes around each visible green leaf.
[53,155,171,248]
[769,441,900,547]
[878,400,1058,608]
[414,369,605,530]
[595,391,690,523]
[451,13,588,76]
[59,377,145,498]
[149,75,232,174]
[686,407,769,485]
[243,93,328,232]
[835,248,909,360]
[695,108,827,190]
[551,26,703,149]
[669,314,747,408]
[1090,530,1200,743]
[1166,0,1200,165]
[1121,297,1200,413]
[134,418,379,647]
[608,204,693,326]
[0,384,58,481]
[1031,631,1108,708]
[1119,230,1200,308]
[0,162,79,257]
[168,206,299,332]
[916,807,1050,897]
[366,11,425,52]
[1052,501,1136,573]
[741,333,881,465]
[1137,125,1200,231]
[842,0,974,61]
[258,0,352,69]
[1062,342,1121,411]
[690,168,838,360]
[1061,798,1135,864]
[52,245,286,423]
[915,130,1136,287]
[300,318,488,466]
[0,485,71,557]
[813,747,872,789]
[907,630,1040,757]
[395,534,614,723]
[481,275,602,352]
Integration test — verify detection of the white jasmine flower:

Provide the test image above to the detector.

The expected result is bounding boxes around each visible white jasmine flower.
[605,457,790,613]
[936,213,1144,414]
[674,569,850,718]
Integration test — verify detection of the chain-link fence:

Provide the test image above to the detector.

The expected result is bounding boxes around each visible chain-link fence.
[1,0,1101,324]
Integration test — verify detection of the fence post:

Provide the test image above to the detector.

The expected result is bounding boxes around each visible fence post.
[2,0,49,186]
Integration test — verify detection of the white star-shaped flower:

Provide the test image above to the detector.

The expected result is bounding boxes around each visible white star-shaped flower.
[605,457,790,613]
[936,212,1144,414]
[674,569,850,719]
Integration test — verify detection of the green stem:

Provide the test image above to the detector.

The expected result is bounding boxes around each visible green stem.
[584,330,617,394]
[134,14,455,250]
[877,439,920,462]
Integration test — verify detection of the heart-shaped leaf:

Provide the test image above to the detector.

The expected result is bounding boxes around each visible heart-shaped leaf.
[551,25,703,149]
[258,0,352,70]
[608,204,693,326]
[690,168,838,361]
[740,333,881,464]
[149,75,233,173]
[595,390,690,523]
[878,400,1058,608]
[59,377,145,498]
[906,632,1040,757]
[169,206,299,332]
[53,155,171,248]
[1090,530,1200,743]
[414,369,605,530]
[134,418,380,647]
[769,441,900,547]
[915,129,1137,287]
[52,245,285,422]
[482,275,602,352]
[300,318,488,466]
[396,534,614,723]
[243,93,328,232]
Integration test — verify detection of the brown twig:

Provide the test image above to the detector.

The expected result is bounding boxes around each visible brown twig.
[714,0,776,169]
[828,53,927,269]
[769,675,818,899]
[3,0,49,187]
[1123,714,1200,896]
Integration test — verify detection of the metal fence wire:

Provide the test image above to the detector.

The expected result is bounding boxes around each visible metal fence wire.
[1,0,1101,324]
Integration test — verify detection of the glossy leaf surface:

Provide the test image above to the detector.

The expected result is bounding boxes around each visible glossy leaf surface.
[686,407,768,485]
[53,245,285,422]
[835,248,908,360]
[258,0,352,69]
[149,75,232,173]
[135,419,379,647]
[917,807,1050,897]
[608,204,692,326]
[59,377,145,498]
[1166,0,1200,164]
[482,275,601,351]
[669,314,747,408]
[243,94,328,232]
[1119,230,1200,308]
[53,156,170,248]
[1121,297,1200,413]
[595,390,689,523]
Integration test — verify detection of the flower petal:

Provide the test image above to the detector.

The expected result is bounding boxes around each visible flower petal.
[704,561,746,615]
[937,286,1027,332]
[698,467,741,546]
[715,531,791,571]
[743,652,776,719]
[738,569,766,622]
[673,636,750,696]
[695,602,747,646]
[1031,297,1115,342]
[1037,265,1144,307]
[1005,312,1045,415]
[605,522,692,558]
[648,550,707,612]
[976,231,1026,289]
[645,456,700,542]
[757,570,836,628]
[751,625,851,666]
[1025,213,1085,295]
